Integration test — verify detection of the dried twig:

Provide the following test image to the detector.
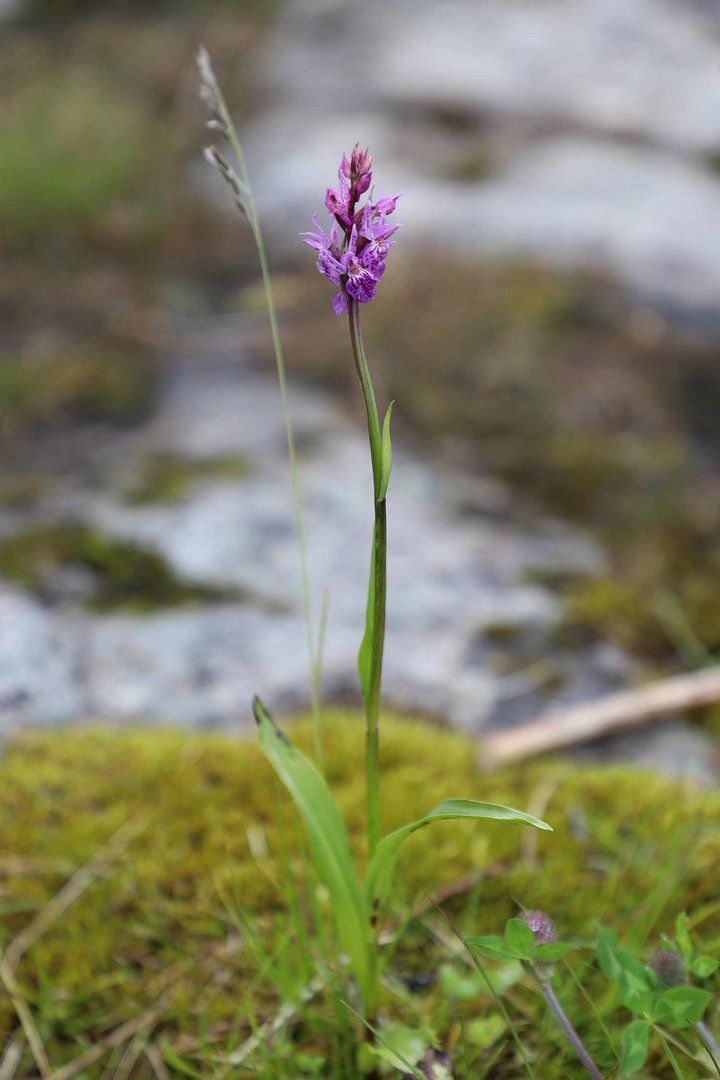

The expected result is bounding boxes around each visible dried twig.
[0,813,147,1080]
[0,959,52,1078]
[223,969,331,1068]
[0,1041,23,1080]
[481,667,720,766]
[49,962,189,1080]
[109,1029,151,1080]
[143,1045,171,1080]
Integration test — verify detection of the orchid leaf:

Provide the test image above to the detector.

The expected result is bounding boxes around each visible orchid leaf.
[377,400,394,503]
[365,798,551,909]
[253,698,372,998]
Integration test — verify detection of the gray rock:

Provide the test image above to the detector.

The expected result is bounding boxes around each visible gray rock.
[242,0,720,319]
[570,719,720,785]
[0,348,615,737]
[0,328,714,785]
[379,0,720,155]
[0,586,87,731]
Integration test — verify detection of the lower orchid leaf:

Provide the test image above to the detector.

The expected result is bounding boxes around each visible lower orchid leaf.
[365,798,551,909]
[253,698,374,1002]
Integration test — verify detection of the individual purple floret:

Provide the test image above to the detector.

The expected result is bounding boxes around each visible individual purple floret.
[301,145,399,315]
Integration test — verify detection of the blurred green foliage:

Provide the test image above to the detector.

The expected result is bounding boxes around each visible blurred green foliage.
[126,452,254,505]
[0,522,234,610]
[0,348,156,436]
[0,78,146,246]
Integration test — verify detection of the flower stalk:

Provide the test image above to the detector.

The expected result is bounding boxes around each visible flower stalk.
[525,963,602,1080]
[519,913,602,1080]
[197,48,325,762]
[349,299,386,855]
[303,146,400,857]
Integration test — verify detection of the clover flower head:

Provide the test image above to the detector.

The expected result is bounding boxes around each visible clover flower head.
[649,949,687,988]
[301,144,400,315]
[520,910,557,945]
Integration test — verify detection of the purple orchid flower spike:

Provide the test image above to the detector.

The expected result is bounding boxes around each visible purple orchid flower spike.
[301,144,400,315]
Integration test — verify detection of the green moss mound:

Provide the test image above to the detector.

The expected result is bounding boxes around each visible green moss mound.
[0,348,156,438]
[126,453,254,506]
[1,715,719,1076]
[0,523,235,611]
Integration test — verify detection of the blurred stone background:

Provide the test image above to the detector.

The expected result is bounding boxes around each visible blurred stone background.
[2,0,720,779]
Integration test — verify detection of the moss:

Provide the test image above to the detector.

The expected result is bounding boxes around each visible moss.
[0,523,237,611]
[0,347,157,440]
[479,621,523,647]
[0,715,718,1075]
[126,454,254,505]
[550,514,720,660]
[0,474,48,509]
[19,0,284,24]
[444,149,496,184]
[699,704,720,740]
[561,577,659,654]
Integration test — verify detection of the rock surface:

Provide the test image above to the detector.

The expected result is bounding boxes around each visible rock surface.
[1,0,718,782]
[0,321,637,742]
[244,0,720,321]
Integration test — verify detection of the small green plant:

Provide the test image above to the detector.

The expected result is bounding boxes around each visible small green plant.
[597,920,719,1076]
[467,913,601,1079]
[467,910,720,1079]
[197,49,551,1040]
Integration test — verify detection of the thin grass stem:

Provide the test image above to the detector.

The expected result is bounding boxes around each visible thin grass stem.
[200,51,323,762]
[654,1024,686,1080]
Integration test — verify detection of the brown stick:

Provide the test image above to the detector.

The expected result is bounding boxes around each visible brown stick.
[480,667,720,766]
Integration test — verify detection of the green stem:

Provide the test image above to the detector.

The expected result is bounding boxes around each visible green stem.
[348,301,382,489]
[210,67,323,763]
[348,301,386,858]
[654,1025,686,1080]
[366,501,386,856]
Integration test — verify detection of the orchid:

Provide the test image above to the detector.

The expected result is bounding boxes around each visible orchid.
[200,66,551,1039]
[301,146,400,315]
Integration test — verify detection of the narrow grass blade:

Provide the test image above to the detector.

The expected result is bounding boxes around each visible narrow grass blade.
[340,1002,426,1079]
